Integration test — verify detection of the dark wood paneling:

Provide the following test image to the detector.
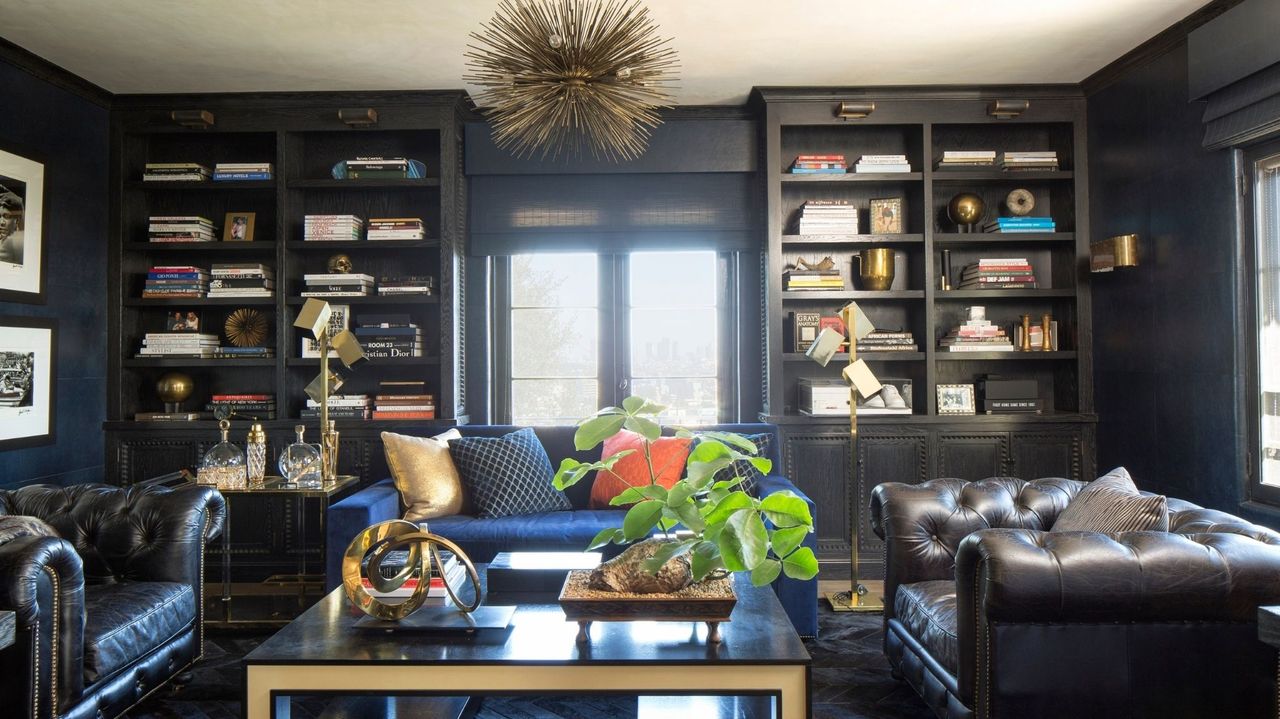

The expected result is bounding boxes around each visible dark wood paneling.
[934,432,1008,479]
[781,430,853,562]
[856,429,928,579]
[1008,430,1082,479]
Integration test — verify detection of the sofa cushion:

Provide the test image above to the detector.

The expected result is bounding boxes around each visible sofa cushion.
[1051,467,1168,533]
[590,430,692,509]
[425,509,628,562]
[382,428,465,521]
[449,428,572,518]
[705,432,774,497]
[895,579,959,675]
[83,581,194,685]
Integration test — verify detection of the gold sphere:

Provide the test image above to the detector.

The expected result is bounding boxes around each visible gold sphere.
[156,372,194,403]
[327,253,354,274]
[947,193,986,227]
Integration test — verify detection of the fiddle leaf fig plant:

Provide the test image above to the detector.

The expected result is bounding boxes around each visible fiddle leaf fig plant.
[552,396,819,587]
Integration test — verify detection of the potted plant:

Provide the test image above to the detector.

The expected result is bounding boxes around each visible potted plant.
[552,397,817,641]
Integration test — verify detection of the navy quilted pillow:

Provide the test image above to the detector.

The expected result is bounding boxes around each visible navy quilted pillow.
[449,428,572,518]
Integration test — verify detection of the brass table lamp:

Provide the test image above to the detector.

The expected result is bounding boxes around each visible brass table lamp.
[293,297,367,482]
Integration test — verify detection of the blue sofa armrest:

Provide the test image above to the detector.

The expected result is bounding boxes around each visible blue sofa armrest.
[325,478,401,593]
[755,473,819,637]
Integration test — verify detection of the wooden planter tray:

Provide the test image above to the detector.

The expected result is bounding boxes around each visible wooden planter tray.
[558,569,737,643]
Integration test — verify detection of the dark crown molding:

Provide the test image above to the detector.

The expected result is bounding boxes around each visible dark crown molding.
[1081,0,1246,95]
[0,35,111,108]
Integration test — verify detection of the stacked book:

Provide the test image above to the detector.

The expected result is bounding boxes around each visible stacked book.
[958,258,1038,289]
[344,157,411,180]
[149,216,216,243]
[855,154,911,173]
[137,332,219,358]
[784,267,843,291]
[142,162,210,182]
[373,380,436,420]
[1000,151,1058,172]
[936,151,996,170]
[856,330,918,353]
[304,215,363,242]
[378,275,434,296]
[795,200,858,235]
[212,344,273,360]
[302,394,371,420]
[788,154,846,174]
[208,263,274,298]
[983,216,1056,233]
[939,316,1015,352]
[212,162,273,181]
[368,217,425,241]
[142,265,207,298]
[360,548,463,602]
[302,272,374,297]
[352,314,424,359]
[206,394,276,420]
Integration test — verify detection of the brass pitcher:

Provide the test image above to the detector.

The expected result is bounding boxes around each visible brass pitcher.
[854,249,895,291]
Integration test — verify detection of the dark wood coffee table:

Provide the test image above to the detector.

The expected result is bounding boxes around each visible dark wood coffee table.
[243,574,811,718]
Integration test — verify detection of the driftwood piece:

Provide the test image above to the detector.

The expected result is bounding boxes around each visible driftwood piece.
[588,538,693,594]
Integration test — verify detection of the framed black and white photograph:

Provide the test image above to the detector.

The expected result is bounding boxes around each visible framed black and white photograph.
[936,383,975,415]
[0,316,56,450]
[0,144,46,303]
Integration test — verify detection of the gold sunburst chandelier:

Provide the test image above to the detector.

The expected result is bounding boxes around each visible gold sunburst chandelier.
[465,0,679,162]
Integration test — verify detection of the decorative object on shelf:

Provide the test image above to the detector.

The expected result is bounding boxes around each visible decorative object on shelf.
[327,253,354,274]
[869,197,903,234]
[343,519,482,620]
[854,248,895,291]
[784,256,843,291]
[244,421,267,484]
[978,375,1042,414]
[1019,314,1033,351]
[795,256,835,271]
[1004,188,1035,216]
[224,307,269,348]
[937,384,977,415]
[1041,313,1053,351]
[941,305,1014,352]
[156,371,194,412]
[221,212,256,242]
[198,419,247,489]
[337,108,379,127]
[946,192,985,232]
[987,99,1029,120]
[294,297,367,482]
[169,109,214,129]
[940,249,952,290]
[858,377,912,415]
[835,101,875,120]
[0,144,46,303]
[279,424,323,487]
[0,316,55,450]
[330,159,426,180]
[1090,234,1139,272]
[465,0,678,161]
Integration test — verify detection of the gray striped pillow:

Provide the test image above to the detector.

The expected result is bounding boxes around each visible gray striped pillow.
[1051,467,1169,533]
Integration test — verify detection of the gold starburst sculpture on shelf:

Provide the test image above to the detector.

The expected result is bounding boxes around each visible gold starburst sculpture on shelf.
[465,0,679,162]
[224,308,268,348]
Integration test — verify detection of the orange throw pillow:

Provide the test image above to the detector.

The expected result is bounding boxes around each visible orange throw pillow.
[589,430,692,509]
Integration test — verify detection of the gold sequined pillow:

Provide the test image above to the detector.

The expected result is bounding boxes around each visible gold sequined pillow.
[382,429,465,521]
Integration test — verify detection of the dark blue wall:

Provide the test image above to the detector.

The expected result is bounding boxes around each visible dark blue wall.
[0,58,108,487]
[1088,41,1268,522]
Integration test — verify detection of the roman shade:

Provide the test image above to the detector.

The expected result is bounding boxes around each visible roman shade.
[1189,0,1280,149]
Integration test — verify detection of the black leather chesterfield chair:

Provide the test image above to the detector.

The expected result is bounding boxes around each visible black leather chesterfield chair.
[0,482,225,719]
[870,477,1280,719]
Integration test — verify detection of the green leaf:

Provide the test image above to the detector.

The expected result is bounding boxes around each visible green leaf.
[641,538,697,574]
[575,414,627,451]
[781,546,819,580]
[658,516,678,531]
[587,527,623,551]
[666,481,696,507]
[552,458,588,490]
[622,396,647,414]
[609,487,648,506]
[673,501,705,533]
[703,490,754,527]
[748,456,773,475]
[688,438,731,463]
[622,500,664,540]
[759,491,813,529]
[689,541,722,582]
[688,456,733,483]
[623,415,661,442]
[770,525,810,559]
[699,431,758,454]
[719,510,768,572]
[750,558,782,586]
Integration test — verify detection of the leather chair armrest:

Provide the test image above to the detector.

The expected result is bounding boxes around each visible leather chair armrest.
[325,479,401,593]
[755,474,819,637]
[102,483,226,587]
[0,536,86,719]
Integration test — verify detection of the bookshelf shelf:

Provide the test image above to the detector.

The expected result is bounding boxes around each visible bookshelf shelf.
[285,357,441,367]
[126,180,277,192]
[936,289,1075,299]
[123,358,276,368]
[284,296,439,306]
[781,290,923,300]
[125,242,277,253]
[123,297,277,307]
[780,172,922,183]
[933,232,1074,245]
[934,351,1077,361]
[782,233,924,245]
[285,240,439,251]
[931,170,1072,182]
[286,178,441,189]
[782,352,925,362]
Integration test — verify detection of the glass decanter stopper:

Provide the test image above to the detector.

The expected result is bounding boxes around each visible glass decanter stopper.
[199,419,247,489]
[279,424,323,488]
[245,422,267,485]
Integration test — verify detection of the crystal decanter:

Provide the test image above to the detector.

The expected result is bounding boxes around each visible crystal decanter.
[199,419,247,490]
[279,424,323,488]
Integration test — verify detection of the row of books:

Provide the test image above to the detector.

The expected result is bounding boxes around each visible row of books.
[957,258,1037,289]
[858,330,918,353]
[794,199,858,235]
[302,394,371,420]
[788,154,912,174]
[352,314,426,360]
[207,394,276,420]
[300,273,434,297]
[149,215,217,243]
[342,157,415,180]
[784,268,842,291]
[305,215,362,242]
[983,216,1056,233]
[372,380,436,420]
[935,150,1060,171]
[939,316,1015,352]
[209,263,274,298]
[142,265,207,298]
[141,162,274,182]
[135,332,272,360]
[212,162,273,181]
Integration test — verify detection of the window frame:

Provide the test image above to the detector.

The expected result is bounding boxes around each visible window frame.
[1241,138,1280,507]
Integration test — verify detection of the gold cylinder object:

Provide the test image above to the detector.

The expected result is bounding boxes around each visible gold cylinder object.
[1020,315,1032,352]
[343,519,482,620]
[245,422,267,484]
[854,248,896,291]
[1041,313,1053,351]
[1111,234,1139,268]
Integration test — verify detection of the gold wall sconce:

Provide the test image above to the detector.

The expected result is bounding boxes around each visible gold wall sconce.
[170,110,214,129]
[1090,234,1140,272]
[987,99,1028,120]
[836,101,875,120]
[338,108,379,127]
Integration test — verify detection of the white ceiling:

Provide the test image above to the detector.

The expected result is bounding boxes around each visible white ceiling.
[1,0,1210,104]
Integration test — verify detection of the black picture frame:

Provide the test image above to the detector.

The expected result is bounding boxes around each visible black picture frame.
[0,315,57,451]
[0,140,48,305]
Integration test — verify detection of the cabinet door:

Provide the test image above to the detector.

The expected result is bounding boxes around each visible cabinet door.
[857,430,929,580]
[780,430,852,566]
[115,437,200,485]
[1009,430,1084,480]
[933,432,1009,479]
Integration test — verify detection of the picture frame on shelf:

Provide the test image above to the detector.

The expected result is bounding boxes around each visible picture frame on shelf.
[0,143,46,303]
[869,197,903,234]
[223,212,256,242]
[163,309,203,333]
[936,383,976,415]
[0,315,56,450]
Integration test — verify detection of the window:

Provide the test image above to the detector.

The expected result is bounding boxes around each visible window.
[501,251,729,425]
[1253,146,1280,497]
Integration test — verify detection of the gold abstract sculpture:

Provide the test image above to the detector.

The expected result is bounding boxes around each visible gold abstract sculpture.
[465,0,679,161]
[947,192,985,231]
[343,520,482,621]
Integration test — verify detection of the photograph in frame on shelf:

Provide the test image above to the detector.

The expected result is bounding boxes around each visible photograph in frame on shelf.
[223,211,256,242]
[869,197,903,234]
[0,316,56,450]
[936,383,976,415]
[161,309,203,333]
[0,144,46,303]
[301,304,349,358]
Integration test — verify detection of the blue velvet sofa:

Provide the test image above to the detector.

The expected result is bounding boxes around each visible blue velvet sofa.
[325,423,818,636]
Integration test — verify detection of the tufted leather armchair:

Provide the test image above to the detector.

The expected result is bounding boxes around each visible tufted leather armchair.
[870,477,1280,719]
[0,482,225,719]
